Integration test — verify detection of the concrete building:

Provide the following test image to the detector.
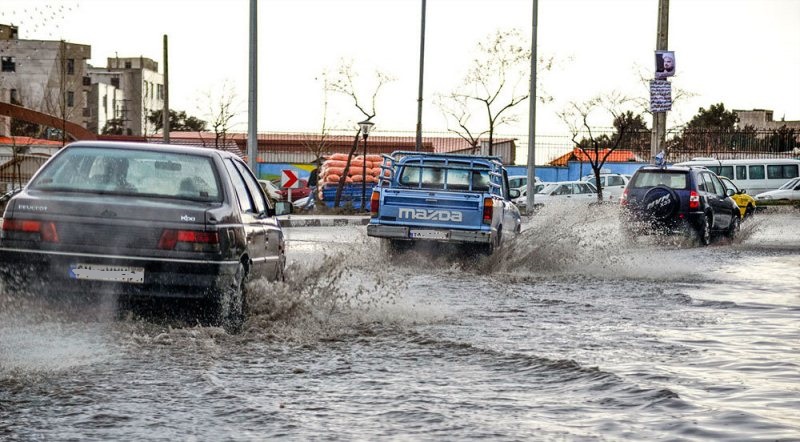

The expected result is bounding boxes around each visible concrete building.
[0,24,92,137]
[735,109,800,132]
[88,57,164,136]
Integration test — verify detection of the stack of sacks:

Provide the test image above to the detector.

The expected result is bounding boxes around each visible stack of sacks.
[317,153,385,200]
[319,153,384,185]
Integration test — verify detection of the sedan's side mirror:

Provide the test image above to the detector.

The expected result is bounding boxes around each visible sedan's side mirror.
[274,201,292,216]
[509,189,520,199]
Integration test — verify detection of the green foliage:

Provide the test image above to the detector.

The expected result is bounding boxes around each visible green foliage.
[147,109,207,132]
[101,119,125,135]
[686,103,738,130]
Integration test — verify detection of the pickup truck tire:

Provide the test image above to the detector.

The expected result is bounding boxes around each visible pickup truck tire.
[381,239,412,256]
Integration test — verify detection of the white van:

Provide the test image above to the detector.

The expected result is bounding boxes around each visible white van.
[674,158,800,195]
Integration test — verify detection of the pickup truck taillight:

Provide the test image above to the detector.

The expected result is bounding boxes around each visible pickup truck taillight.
[482,198,493,224]
[370,191,380,217]
[689,190,700,210]
[1,218,60,242]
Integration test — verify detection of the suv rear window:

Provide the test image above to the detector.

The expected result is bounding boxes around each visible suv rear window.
[630,171,688,190]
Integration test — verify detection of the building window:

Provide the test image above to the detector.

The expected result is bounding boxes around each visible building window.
[1,56,15,72]
[110,77,120,88]
[67,91,75,107]
[157,84,164,100]
[10,88,19,104]
[124,61,132,69]
[67,58,75,75]
[83,76,91,86]
[103,95,107,110]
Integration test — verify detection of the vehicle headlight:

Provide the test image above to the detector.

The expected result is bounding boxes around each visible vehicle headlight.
[758,195,771,200]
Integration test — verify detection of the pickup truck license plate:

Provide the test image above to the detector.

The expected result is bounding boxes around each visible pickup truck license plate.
[409,229,449,240]
[69,264,145,284]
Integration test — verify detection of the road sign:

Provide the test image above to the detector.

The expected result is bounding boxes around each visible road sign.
[280,169,300,188]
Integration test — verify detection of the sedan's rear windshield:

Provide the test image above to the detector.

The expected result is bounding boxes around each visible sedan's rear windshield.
[29,147,222,202]
[630,171,688,190]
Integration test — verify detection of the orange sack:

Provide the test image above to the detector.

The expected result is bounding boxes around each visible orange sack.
[325,174,341,183]
[324,160,348,169]
[329,153,349,161]
[350,175,364,183]
[366,154,383,163]
[325,166,346,176]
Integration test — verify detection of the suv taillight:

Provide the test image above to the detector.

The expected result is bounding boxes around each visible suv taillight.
[689,190,700,210]
[620,188,629,206]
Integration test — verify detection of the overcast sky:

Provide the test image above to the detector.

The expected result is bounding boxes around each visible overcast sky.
[3,0,800,139]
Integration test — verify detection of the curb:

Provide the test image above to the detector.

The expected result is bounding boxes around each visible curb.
[278,216,371,228]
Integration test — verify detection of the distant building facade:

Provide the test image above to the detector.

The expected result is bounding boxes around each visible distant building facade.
[0,24,92,137]
[735,109,800,132]
[88,57,164,136]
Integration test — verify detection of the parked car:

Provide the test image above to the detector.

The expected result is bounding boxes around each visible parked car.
[580,173,631,200]
[508,175,542,193]
[718,176,757,218]
[276,179,311,201]
[0,141,292,332]
[620,165,740,245]
[531,181,598,210]
[510,183,546,211]
[259,179,282,203]
[754,177,800,204]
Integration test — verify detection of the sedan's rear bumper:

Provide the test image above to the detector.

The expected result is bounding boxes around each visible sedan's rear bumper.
[367,224,492,244]
[0,247,239,299]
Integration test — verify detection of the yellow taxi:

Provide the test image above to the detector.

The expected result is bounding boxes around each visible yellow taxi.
[719,176,756,218]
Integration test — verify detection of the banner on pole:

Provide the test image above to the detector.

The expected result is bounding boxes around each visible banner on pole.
[649,79,672,112]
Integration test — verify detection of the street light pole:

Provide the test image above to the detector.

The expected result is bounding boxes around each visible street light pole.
[358,119,375,211]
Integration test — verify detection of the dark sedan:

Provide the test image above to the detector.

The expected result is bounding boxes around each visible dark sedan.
[0,141,290,331]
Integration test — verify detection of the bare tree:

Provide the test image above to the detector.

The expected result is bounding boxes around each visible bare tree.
[438,28,554,157]
[201,80,239,149]
[326,59,394,208]
[558,92,641,201]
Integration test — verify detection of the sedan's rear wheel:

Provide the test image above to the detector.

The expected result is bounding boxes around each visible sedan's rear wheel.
[206,262,246,333]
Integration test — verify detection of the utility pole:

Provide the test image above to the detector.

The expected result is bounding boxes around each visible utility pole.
[415,0,427,152]
[247,0,258,169]
[651,0,669,162]
[162,34,170,144]
[525,0,539,213]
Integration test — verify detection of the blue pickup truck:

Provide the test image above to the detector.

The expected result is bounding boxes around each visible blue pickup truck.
[366,151,522,254]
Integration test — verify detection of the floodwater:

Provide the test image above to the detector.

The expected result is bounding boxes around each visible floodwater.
[1,205,799,440]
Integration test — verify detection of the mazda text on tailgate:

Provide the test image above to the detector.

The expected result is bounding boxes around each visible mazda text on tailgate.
[367,151,521,254]
[0,141,291,332]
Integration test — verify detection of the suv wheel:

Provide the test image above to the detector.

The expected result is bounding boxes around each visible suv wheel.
[726,214,740,239]
[697,214,712,246]
[642,185,680,222]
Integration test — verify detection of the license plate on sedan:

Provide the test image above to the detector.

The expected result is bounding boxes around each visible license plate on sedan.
[409,229,449,240]
[69,264,145,284]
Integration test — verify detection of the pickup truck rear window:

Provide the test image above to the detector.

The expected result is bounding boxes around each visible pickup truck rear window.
[399,161,490,191]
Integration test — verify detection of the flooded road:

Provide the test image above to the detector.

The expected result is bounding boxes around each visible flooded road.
[1,206,799,440]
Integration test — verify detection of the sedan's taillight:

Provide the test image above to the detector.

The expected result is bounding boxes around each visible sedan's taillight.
[158,229,219,251]
[1,218,60,242]
[689,190,700,210]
